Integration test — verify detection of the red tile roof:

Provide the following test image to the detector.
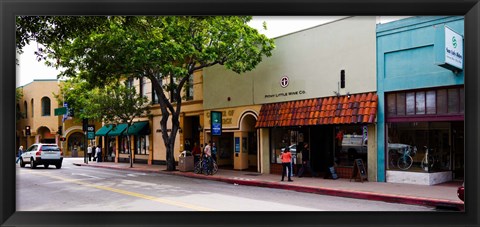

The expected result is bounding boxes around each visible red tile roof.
[255,92,378,128]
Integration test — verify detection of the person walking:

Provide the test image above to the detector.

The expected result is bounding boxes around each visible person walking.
[16,146,24,164]
[281,147,293,182]
[87,144,93,161]
[211,142,217,162]
[95,146,102,163]
[203,141,212,172]
[298,143,317,177]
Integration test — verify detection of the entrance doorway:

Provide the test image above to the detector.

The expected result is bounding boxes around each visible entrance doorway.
[183,116,201,151]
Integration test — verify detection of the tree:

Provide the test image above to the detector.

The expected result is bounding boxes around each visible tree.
[16,88,24,120]
[17,16,275,171]
[55,79,151,167]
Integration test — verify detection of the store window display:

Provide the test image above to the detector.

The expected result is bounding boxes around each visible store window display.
[387,122,452,172]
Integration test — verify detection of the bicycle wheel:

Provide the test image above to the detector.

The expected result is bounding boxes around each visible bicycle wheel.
[194,161,202,174]
[397,155,413,170]
[421,156,434,172]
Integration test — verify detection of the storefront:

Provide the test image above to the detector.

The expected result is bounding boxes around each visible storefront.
[377,16,464,185]
[384,87,464,184]
[256,92,378,180]
[203,107,260,171]
[95,122,151,163]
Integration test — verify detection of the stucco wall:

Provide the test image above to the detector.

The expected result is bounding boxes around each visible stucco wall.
[203,16,377,109]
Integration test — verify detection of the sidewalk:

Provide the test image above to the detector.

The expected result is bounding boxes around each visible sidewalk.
[74,160,464,211]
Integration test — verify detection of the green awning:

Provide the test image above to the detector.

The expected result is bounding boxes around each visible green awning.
[95,125,114,136]
[122,121,150,136]
[107,123,128,136]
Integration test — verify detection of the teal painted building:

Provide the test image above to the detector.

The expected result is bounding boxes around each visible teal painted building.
[376,16,464,185]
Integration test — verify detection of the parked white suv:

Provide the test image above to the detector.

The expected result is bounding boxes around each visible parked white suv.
[20,143,63,169]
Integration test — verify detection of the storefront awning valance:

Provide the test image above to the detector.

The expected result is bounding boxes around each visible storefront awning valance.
[255,92,378,128]
[95,125,114,136]
[107,123,128,136]
[122,121,150,136]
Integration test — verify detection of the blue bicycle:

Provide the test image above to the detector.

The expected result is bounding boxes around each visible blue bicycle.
[389,145,417,170]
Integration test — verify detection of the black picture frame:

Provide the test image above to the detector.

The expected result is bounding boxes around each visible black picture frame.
[1,0,479,226]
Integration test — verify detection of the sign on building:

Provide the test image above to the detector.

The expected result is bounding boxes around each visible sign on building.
[435,25,463,73]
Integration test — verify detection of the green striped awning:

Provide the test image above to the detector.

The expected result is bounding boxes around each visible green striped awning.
[107,123,128,136]
[95,125,114,136]
[122,121,150,136]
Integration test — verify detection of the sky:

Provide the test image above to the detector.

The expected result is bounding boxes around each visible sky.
[16,16,409,87]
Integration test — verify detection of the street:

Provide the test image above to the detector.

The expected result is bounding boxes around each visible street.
[16,158,435,211]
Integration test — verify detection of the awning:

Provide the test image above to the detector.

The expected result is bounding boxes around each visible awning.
[107,123,128,136]
[95,125,114,136]
[255,92,378,128]
[122,121,150,136]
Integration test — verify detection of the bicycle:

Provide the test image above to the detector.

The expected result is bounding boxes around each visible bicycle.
[420,146,434,172]
[389,145,416,170]
[194,156,218,175]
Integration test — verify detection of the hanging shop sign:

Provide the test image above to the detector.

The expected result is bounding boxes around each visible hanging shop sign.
[435,25,463,73]
[211,111,222,136]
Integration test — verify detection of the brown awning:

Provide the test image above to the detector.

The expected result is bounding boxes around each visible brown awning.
[255,92,378,128]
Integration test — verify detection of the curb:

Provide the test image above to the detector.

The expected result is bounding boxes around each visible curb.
[75,163,464,211]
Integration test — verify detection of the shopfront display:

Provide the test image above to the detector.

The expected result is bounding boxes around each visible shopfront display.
[384,86,464,181]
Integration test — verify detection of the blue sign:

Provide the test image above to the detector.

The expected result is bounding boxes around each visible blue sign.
[211,111,222,136]
[235,137,240,153]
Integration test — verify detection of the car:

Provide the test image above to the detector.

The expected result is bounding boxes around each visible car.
[457,182,464,202]
[20,143,63,169]
[281,144,297,155]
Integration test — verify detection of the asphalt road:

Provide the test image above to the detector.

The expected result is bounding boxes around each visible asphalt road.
[16,158,435,211]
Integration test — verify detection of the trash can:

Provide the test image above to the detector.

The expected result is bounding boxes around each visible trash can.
[179,154,194,172]
[72,148,78,157]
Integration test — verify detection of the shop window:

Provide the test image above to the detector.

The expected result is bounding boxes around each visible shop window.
[136,135,148,155]
[334,125,368,167]
[386,87,463,118]
[436,89,447,114]
[426,91,436,114]
[387,93,396,116]
[270,128,303,165]
[415,92,425,115]
[406,92,415,115]
[387,122,452,172]
[396,93,405,116]
[448,88,459,114]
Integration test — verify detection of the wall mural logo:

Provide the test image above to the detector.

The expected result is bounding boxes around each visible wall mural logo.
[452,36,457,48]
[280,76,289,88]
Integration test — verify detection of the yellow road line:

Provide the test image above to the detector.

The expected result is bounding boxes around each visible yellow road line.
[28,171,215,211]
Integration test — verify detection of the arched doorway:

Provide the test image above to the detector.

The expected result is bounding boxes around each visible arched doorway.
[68,131,85,157]
[37,126,55,144]
[240,113,258,172]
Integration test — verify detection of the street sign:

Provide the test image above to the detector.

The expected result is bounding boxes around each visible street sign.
[54,107,67,116]
[87,124,95,140]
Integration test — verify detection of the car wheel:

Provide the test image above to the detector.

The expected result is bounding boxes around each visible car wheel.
[55,163,62,169]
[44,164,49,169]
[30,159,36,169]
[20,159,26,168]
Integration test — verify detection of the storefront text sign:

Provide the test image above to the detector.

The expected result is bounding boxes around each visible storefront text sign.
[211,111,222,136]
[435,25,463,73]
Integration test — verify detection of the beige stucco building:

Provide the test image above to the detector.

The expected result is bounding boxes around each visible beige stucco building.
[203,16,379,180]
[16,79,101,157]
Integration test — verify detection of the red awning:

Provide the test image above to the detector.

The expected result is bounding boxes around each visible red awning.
[255,92,378,128]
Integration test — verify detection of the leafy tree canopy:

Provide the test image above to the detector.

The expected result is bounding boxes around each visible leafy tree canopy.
[17,16,275,171]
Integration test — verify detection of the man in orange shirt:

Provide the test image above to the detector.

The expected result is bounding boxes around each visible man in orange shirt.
[281,148,293,182]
